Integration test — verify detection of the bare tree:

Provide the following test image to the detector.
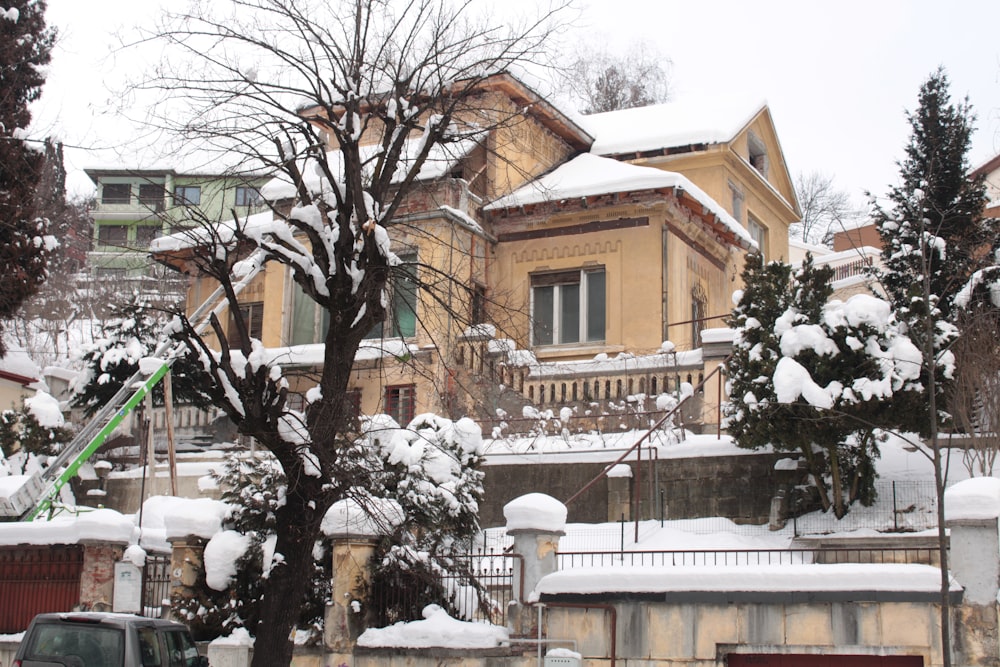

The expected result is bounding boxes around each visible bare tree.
[128,1,569,664]
[792,170,864,246]
[950,301,1000,477]
[557,39,671,114]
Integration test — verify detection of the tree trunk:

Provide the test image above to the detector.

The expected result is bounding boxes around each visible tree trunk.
[250,490,331,667]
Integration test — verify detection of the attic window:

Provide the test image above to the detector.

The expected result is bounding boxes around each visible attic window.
[748,132,768,177]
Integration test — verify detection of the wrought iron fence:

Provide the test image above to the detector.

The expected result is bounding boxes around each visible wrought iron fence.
[368,551,521,627]
[141,554,173,618]
[557,547,940,569]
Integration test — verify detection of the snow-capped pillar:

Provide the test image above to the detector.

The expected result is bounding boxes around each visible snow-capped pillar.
[606,464,632,522]
[505,493,567,636]
[944,478,1000,605]
[322,498,402,653]
[944,478,1000,664]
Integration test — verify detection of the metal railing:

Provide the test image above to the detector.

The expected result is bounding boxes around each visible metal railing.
[141,555,173,617]
[369,551,522,627]
[557,547,940,569]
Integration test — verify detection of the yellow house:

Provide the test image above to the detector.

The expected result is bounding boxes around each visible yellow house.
[154,74,799,432]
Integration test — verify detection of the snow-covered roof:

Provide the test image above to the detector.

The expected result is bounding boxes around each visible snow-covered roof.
[483,153,754,249]
[150,209,275,254]
[0,345,41,383]
[260,136,478,202]
[580,94,767,157]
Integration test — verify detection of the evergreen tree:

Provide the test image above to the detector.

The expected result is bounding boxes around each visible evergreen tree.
[0,397,73,458]
[72,301,213,417]
[173,454,331,641]
[0,0,55,355]
[868,67,996,667]
[364,414,488,624]
[872,68,996,343]
[725,254,922,517]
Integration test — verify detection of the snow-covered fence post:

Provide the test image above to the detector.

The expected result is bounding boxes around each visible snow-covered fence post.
[944,478,1000,662]
[322,499,399,654]
[504,493,567,636]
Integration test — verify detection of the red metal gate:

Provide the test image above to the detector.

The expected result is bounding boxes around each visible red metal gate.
[729,654,923,667]
[0,545,84,632]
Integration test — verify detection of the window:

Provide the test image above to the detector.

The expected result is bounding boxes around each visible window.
[135,225,160,247]
[235,186,262,207]
[747,132,769,177]
[366,254,418,339]
[228,301,264,348]
[102,183,131,205]
[471,283,487,324]
[164,630,201,667]
[531,268,605,346]
[98,224,128,246]
[729,182,744,224]
[290,284,330,345]
[748,216,767,259]
[385,384,415,426]
[174,185,201,206]
[137,627,162,666]
[139,183,165,210]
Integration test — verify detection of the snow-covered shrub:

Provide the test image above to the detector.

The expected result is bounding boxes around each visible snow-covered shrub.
[359,414,489,626]
[171,453,331,642]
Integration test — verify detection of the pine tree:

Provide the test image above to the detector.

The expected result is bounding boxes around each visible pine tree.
[868,67,997,667]
[0,0,56,356]
[72,301,214,417]
[873,68,997,338]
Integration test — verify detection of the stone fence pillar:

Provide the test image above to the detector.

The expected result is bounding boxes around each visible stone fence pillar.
[504,493,567,636]
[944,477,1000,665]
[321,498,400,655]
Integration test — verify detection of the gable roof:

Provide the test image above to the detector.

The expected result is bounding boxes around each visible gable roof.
[484,153,754,250]
[579,94,767,157]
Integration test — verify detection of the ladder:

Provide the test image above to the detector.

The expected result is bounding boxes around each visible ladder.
[1,252,266,521]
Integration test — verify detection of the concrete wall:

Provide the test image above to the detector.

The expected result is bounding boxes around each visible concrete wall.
[544,599,946,667]
[480,452,782,527]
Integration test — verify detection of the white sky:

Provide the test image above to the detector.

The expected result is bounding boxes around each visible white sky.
[33,0,1000,206]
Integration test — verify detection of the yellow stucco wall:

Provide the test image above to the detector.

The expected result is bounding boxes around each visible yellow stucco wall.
[492,194,735,359]
[543,600,944,667]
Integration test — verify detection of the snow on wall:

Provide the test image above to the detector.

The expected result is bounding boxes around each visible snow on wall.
[0,508,136,546]
[945,477,1000,521]
[533,563,959,600]
[357,604,509,649]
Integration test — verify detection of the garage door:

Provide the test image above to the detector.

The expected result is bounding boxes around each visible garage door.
[0,545,84,632]
[729,654,923,667]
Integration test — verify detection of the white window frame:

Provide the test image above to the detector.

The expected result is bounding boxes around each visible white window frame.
[748,216,767,259]
[530,267,606,347]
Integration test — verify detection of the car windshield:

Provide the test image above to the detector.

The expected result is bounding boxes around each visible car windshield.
[25,621,125,667]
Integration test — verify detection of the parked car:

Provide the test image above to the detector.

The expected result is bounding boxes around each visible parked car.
[13,612,208,667]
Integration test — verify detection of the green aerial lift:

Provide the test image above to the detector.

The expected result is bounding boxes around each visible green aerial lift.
[0,254,264,521]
